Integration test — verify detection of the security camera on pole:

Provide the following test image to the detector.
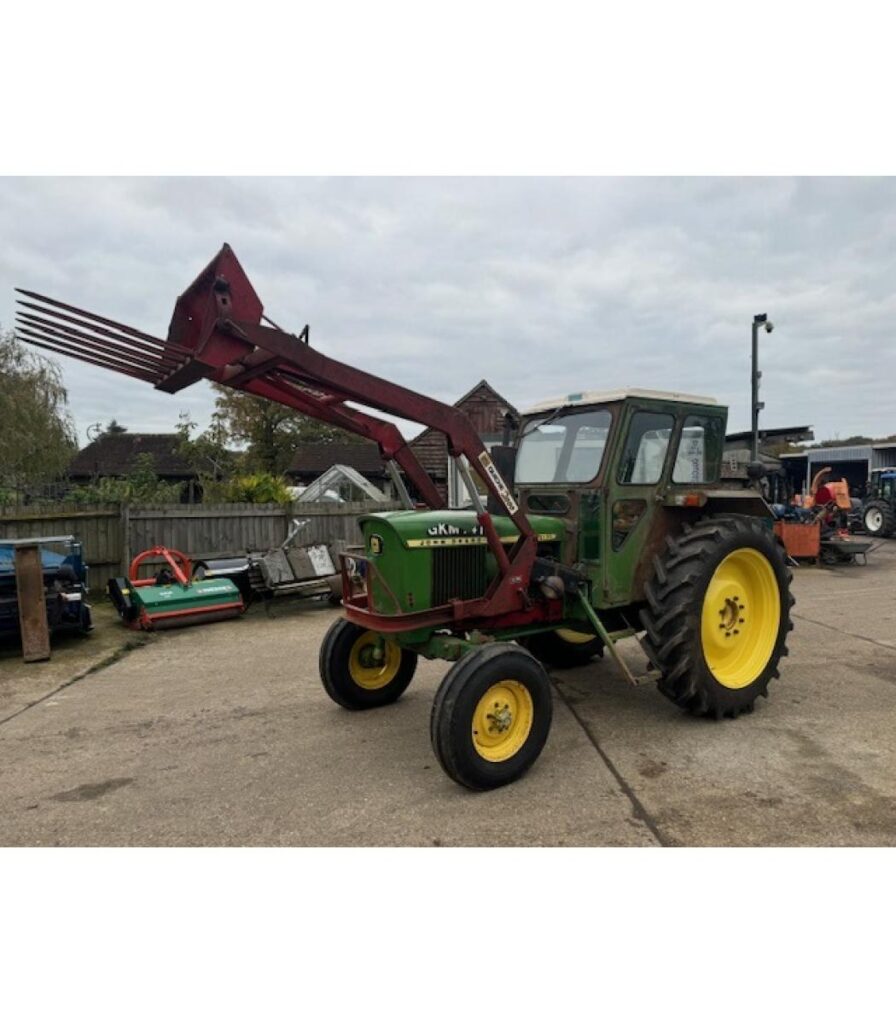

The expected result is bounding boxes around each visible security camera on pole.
[751,313,774,463]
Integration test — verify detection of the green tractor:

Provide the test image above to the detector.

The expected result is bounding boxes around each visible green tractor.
[862,468,896,538]
[15,247,795,792]
[322,389,794,790]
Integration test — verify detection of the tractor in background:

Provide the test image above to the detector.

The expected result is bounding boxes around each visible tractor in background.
[861,468,896,538]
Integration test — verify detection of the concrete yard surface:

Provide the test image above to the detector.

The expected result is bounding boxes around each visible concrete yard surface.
[0,602,148,722]
[1,540,895,846]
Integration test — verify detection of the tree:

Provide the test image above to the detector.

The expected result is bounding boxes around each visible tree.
[766,440,804,457]
[209,384,361,475]
[813,435,873,449]
[0,328,77,501]
[176,412,237,479]
[103,419,128,435]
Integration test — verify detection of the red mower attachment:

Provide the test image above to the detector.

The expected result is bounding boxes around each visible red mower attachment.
[129,546,193,588]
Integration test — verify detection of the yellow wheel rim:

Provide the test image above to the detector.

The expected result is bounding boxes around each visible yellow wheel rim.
[471,680,534,762]
[700,548,781,689]
[348,631,402,690]
[555,628,595,644]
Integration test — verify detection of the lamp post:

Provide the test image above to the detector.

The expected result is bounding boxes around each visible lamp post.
[751,313,774,462]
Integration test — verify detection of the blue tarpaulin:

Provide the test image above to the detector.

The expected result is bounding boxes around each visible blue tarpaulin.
[0,544,67,578]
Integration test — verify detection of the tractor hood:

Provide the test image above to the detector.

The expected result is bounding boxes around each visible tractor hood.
[357,509,565,549]
[351,509,567,636]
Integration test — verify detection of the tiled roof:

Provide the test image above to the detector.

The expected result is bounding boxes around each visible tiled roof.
[68,433,193,478]
[288,441,386,476]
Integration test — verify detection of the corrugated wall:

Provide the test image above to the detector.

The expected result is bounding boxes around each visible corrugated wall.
[872,446,896,470]
[806,446,873,465]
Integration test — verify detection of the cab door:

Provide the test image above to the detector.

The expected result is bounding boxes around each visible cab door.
[602,406,677,606]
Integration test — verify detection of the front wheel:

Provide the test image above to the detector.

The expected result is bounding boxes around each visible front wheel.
[319,619,417,710]
[430,644,553,790]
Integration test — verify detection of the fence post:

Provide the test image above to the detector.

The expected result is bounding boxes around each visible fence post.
[285,501,294,545]
[14,542,51,662]
[120,502,130,576]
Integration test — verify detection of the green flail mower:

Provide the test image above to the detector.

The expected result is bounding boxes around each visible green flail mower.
[14,246,795,790]
[108,547,245,630]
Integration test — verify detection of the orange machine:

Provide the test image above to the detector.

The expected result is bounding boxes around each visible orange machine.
[803,467,851,510]
[773,520,821,559]
[826,480,852,510]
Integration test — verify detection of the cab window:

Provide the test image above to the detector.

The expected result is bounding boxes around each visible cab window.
[618,412,675,485]
[516,408,612,484]
[672,415,724,484]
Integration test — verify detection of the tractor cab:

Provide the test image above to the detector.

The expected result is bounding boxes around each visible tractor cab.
[868,468,896,503]
[514,389,746,608]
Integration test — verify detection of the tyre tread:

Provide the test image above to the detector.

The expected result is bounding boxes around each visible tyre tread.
[640,515,794,718]
[430,644,553,790]
[319,618,417,710]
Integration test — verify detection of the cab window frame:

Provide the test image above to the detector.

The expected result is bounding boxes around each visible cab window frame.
[616,409,677,486]
[671,413,725,485]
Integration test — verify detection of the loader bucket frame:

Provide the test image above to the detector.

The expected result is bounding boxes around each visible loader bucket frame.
[16,245,550,634]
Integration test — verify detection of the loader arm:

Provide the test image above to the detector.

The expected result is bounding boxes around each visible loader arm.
[15,243,540,616]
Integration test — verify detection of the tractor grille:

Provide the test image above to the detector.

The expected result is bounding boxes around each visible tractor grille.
[431,546,489,606]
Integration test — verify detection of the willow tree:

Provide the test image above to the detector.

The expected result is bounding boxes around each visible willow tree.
[0,329,77,501]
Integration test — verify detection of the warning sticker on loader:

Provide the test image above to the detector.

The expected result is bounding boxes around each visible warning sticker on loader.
[477,451,519,515]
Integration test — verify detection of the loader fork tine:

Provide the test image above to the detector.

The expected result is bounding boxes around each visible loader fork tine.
[15,326,163,382]
[15,333,159,383]
[15,305,183,365]
[14,288,192,357]
[14,316,175,375]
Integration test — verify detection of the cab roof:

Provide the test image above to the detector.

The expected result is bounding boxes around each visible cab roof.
[523,387,721,415]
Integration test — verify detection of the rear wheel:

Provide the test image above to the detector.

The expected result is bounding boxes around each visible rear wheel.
[319,619,417,710]
[522,628,604,668]
[430,644,553,790]
[863,501,895,538]
[640,517,794,719]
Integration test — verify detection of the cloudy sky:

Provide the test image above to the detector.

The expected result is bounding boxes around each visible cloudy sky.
[1,176,894,445]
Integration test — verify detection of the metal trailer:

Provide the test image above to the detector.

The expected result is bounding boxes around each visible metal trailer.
[194,518,343,605]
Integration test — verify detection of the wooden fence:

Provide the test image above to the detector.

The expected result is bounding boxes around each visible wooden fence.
[0,504,123,590]
[0,500,400,589]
